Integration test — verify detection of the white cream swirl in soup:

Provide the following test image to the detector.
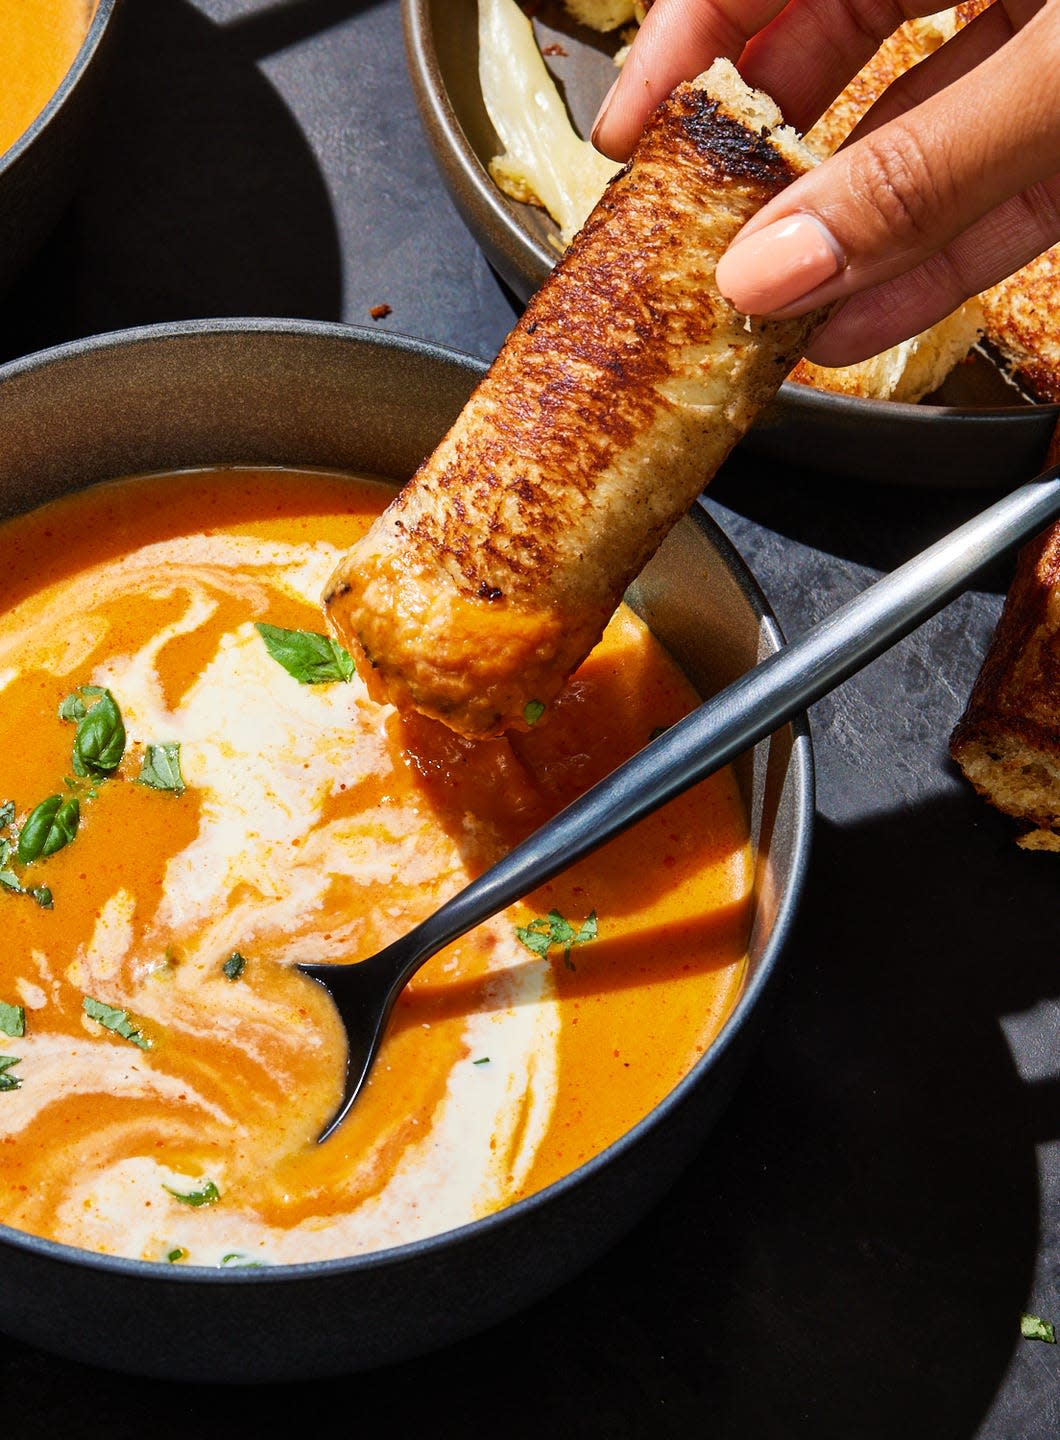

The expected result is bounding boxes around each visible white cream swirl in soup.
[0,468,751,1266]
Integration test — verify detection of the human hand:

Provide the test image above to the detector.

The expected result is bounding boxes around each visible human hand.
[591,0,1060,366]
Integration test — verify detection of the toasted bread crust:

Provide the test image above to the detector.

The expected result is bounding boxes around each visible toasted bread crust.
[325,61,825,737]
[980,247,1060,403]
[950,521,1060,839]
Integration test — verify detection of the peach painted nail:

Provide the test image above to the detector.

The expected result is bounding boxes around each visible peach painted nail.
[590,78,619,147]
[715,214,844,314]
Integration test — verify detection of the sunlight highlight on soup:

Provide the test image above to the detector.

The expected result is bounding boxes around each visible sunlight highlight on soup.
[0,0,96,157]
[0,468,751,1266]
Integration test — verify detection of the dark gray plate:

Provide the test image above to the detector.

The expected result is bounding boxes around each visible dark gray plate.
[0,319,811,1380]
[402,0,1059,487]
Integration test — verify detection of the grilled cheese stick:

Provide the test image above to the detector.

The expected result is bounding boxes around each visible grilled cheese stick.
[324,60,827,738]
[950,419,1060,849]
[980,247,1060,403]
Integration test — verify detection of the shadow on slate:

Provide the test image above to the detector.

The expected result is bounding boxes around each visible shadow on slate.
[713,449,1029,595]
[0,0,367,362]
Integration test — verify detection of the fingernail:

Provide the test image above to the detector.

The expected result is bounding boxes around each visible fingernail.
[715,214,844,314]
[590,78,619,147]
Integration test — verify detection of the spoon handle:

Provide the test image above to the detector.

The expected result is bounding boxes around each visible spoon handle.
[393,470,1060,982]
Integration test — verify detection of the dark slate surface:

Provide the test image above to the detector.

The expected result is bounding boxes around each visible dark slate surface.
[4,2,1059,1434]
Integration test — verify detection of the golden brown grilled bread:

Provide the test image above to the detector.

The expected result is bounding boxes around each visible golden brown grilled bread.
[952,1,1060,400]
[800,11,959,161]
[980,248,1060,403]
[323,60,828,738]
[560,0,649,29]
[950,423,1060,849]
[791,300,983,402]
[788,9,986,403]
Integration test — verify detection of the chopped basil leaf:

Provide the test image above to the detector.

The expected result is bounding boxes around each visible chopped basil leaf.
[17,795,80,863]
[0,800,14,829]
[523,699,546,726]
[62,774,99,799]
[0,1055,21,1092]
[0,1001,25,1038]
[138,742,185,794]
[0,849,51,906]
[72,689,125,777]
[255,623,355,684]
[167,1247,187,1263]
[165,1178,220,1208]
[222,952,246,982]
[515,909,598,971]
[1021,1314,1056,1343]
[82,996,152,1050]
[58,684,105,724]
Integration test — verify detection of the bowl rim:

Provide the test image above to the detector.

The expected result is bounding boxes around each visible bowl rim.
[0,0,121,178]
[0,316,814,1285]
[401,0,1054,429]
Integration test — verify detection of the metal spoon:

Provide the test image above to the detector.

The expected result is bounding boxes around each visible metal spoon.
[301,468,1060,1141]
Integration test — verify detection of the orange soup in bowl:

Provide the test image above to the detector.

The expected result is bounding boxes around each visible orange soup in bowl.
[0,0,97,157]
[0,467,751,1267]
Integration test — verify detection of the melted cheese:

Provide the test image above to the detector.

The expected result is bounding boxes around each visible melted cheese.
[0,467,751,1265]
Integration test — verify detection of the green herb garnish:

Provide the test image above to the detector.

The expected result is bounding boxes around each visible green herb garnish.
[255,623,355,685]
[17,795,79,863]
[472,1056,491,1066]
[0,1001,25,1038]
[515,909,598,971]
[0,800,15,829]
[138,742,185,794]
[167,1247,187,1263]
[222,952,246,982]
[0,850,52,907]
[523,699,546,726]
[58,684,104,724]
[82,996,152,1050]
[0,1055,21,1092]
[0,840,26,895]
[71,689,125,777]
[220,1251,264,1268]
[1021,1314,1056,1343]
[165,1178,220,1208]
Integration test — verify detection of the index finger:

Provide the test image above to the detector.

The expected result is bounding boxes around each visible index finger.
[591,0,791,158]
[592,0,950,159]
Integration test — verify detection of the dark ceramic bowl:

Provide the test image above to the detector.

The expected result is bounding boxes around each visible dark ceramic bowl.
[402,0,1058,488]
[0,320,812,1381]
[0,0,121,292]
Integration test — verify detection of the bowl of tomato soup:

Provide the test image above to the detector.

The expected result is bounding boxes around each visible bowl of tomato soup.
[0,0,119,291]
[0,319,812,1380]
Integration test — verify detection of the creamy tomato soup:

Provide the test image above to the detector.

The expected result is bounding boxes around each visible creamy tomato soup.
[0,468,751,1266]
[0,0,96,157]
